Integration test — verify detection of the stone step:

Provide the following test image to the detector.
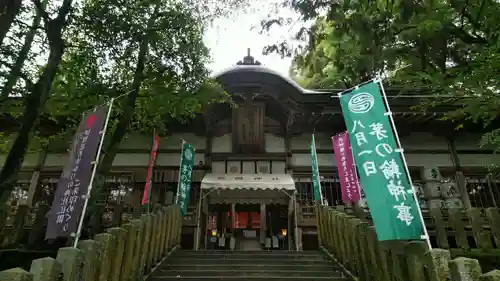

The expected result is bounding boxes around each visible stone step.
[150,250,348,281]
[166,258,331,265]
[162,263,340,271]
[157,269,342,278]
[174,251,325,260]
[151,277,347,281]
[177,250,322,256]
[176,251,323,257]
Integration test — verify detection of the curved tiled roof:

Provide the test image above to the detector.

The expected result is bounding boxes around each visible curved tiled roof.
[213,64,327,95]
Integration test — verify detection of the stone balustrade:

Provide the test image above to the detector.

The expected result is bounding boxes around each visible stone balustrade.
[0,204,182,281]
[318,206,500,281]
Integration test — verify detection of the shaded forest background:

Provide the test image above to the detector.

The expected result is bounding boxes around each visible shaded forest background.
[262,0,500,150]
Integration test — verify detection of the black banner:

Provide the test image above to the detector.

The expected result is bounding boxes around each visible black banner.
[46,106,107,239]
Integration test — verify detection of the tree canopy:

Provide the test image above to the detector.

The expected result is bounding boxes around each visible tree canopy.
[264,0,500,147]
[0,0,244,208]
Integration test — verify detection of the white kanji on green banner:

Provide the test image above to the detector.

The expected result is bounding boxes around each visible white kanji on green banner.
[310,134,323,202]
[339,80,423,241]
[175,142,195,216]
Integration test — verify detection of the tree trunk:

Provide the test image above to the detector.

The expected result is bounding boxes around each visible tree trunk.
[86,2,161,235]
[1,0,46,97]
[0,0,22,47]
[0,0,74,207]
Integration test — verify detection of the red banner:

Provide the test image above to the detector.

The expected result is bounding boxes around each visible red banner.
[141,135,160,205]
[332,132,361,203]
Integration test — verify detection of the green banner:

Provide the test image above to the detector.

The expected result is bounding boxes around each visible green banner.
[175,142,195,216]
[311,134,323,202]
[339,80,423,241]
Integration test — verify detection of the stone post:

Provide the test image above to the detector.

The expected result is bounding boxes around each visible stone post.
[0,268,33,281]
[94,233,115,281]
[426,249,451,281]
[121,223,138,281]
[170,206,178,246]
[315,203,323,247]
[335,212,347,264]
[129,219,145,281]
[158,208,168,257]
[164,207,173,252]
[139,214,152,276]
[146,213,157,271]
[174,206,182,245]
[331,210,341,260]
[9,205,29,246]
[368,227,390,281]
[404,241,428,281]
[149,213,159,265]
[340,214,354,272]
[156,210,165,260]
[388,241,410,281]
[347,218,363,277]
[106,227,127,281]
[30,257,61,281]
[354,222,370,281]
[77,240,99,281]
[449,257,482,281]
[56,247,84,281]
[324,208,333,251]
[421,166,443,210]
[480,271,500,281]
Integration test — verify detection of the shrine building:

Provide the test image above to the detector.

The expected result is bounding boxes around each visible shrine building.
[1,50,498,251]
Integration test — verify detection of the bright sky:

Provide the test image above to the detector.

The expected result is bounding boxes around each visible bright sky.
[203,2,303,77]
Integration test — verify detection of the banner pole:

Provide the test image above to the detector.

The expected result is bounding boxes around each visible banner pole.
[194,189,203,250]
[73,98,115,248]
[293,191,300,251]
[174,140,186,204]
[376,78,432,250]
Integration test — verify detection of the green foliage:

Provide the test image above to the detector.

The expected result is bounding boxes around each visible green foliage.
[265,0,500,148]
[42,0,230,138]
[0,0,239,207]
[1,0,233,151]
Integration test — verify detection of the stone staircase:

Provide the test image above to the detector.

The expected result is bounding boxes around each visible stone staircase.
[150,250,348,281]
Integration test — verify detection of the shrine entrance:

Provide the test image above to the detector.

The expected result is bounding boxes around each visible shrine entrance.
[233,204,261,251]
[194,174,299,251]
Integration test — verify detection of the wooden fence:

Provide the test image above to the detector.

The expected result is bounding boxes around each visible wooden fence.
[318,206,500,281]
[0,205,182,281]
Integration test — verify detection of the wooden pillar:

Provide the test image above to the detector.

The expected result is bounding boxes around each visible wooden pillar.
[284,132,293,174]
[231,203,236,249]
[447,137,472,209]
[25,144,49,207]
[486,174,498,208]
[205,133,213,172]
[287,201,292,251]
[260,203,266,244]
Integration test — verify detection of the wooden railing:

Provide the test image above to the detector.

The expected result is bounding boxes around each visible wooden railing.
[318,206,500,281]
[0,205,182,281]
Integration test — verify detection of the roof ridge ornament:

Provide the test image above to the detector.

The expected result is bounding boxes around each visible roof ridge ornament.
[237,48,261,66]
